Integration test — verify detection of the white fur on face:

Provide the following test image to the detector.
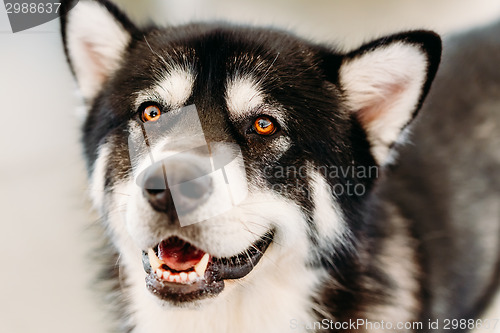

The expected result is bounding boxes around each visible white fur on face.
[224,75,288,130]
[309,170,351,253]
[65,1,131,102]
[225,75,264,118]
[88,141,112,212]
[135,66,196,109]
[340,42,428,165]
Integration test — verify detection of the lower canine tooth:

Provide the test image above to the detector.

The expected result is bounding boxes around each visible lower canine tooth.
[148,248,164,271]
[156,269,163,278]
[194,253,210,277]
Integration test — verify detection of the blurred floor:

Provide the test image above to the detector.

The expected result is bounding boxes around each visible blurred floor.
[0,1,499,332]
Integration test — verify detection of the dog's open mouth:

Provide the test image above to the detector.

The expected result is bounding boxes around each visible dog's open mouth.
[142,231,274,303]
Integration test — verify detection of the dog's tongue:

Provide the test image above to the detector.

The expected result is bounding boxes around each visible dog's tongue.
[158,237,206,271]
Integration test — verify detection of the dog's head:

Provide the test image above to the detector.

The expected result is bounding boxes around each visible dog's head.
[61,0,440,307]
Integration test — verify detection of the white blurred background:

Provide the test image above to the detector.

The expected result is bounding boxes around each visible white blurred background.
[0,1,499,332]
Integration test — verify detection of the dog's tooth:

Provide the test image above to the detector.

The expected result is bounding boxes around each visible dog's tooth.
[163,270,171,280]
[188,272,198,282]
[180,272,188,282]
[194,253,210,277]
[156,269,163,278]
[148,248,164,271]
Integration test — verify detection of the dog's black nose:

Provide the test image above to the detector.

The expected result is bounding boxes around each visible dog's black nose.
[142,160,212,215]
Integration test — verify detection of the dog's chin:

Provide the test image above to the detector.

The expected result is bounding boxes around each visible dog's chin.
[141,230,274,305]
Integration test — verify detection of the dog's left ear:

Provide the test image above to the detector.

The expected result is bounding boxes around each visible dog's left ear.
[60,0,138,103]
[337,31,441,165]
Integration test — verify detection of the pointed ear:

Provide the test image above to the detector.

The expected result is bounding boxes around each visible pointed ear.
[60,0,137,102]
[339,31,441,165]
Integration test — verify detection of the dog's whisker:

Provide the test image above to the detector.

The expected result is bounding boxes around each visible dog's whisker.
[111,192,131,197]
[239,221,281,269]
[114,253,122,268]
[244,249,254,269]
[242,220,273,229]
[252,52,280,96]
[89,189,132,197]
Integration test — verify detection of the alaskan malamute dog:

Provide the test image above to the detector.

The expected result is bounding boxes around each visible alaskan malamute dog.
[60,0,500,332]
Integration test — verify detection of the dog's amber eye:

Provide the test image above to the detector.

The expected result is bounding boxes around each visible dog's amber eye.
[141,105,161,122]
[253,116,277,135]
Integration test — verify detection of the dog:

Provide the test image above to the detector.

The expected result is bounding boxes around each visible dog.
[59,0,500,332]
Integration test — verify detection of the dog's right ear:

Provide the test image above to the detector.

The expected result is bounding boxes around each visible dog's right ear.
[60,0,137,103]
[330,31,441,165]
